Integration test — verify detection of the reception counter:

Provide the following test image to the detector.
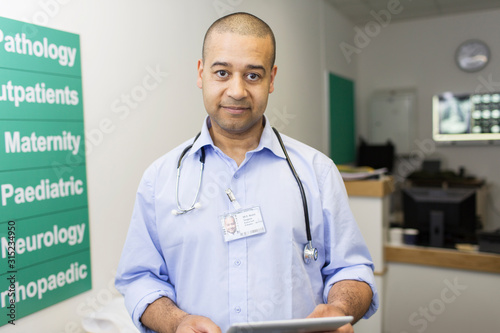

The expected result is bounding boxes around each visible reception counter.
[344,176,393,274]
[344,177,500,333]
[383,245,500,333]
[344,176,393,333]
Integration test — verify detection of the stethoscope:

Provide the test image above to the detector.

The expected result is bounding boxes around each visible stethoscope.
[171,127,318,264]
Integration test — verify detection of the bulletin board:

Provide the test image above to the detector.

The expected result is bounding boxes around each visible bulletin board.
[368,90,416,155]
[0,16,91,325]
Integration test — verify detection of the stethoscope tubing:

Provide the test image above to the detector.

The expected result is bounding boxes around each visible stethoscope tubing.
[272,127,312,243]
[173,127,317,263]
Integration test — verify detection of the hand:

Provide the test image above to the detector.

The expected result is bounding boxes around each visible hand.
[176,314,222,333]
[307,304,354,333]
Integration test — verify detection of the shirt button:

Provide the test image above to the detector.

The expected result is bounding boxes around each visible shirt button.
[233,173,239,179]
[234,259,241,266]
[234,306,241,313]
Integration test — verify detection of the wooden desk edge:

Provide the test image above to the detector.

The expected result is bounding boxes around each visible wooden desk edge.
[344,176,394,197]
[385,245,500,274]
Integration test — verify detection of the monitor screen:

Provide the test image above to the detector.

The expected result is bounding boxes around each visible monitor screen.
[402,187,477,248]
[432,92,500,141]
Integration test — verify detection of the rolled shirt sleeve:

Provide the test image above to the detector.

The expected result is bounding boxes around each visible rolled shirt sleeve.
[319,162,379,319]
[115,164,177,331]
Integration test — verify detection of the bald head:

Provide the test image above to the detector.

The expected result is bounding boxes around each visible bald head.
[202,12,276,69]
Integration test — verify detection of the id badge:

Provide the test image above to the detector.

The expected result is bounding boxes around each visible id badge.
[220,206,266,242]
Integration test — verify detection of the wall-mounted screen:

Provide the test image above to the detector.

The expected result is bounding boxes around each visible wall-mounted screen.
[432,92,500,141]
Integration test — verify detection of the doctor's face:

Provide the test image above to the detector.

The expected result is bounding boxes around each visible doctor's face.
[197,32,277,137]
[225,216,236,234]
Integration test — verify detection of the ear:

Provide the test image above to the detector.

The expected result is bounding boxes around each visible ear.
[196,59,204,89]
[268,65,278,93]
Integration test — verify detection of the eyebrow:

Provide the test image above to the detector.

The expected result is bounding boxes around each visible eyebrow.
[211,61,267,74]
[247,64,267,74]
[211,61,230,68]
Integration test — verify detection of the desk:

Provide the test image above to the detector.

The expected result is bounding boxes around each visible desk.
[385,245,500,274]
[344,177,394,198]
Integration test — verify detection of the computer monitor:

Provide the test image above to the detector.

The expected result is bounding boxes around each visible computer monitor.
[402,187,477,248]
[432,91,500,142]
[357,138,395,172]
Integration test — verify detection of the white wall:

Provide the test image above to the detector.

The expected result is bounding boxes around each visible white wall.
[356,9,500,230]
[322,1,357,80]
[0,0,327,331]
[321,0,359,155]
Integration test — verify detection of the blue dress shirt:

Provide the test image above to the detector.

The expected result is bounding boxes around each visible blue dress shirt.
[115,117,379,332]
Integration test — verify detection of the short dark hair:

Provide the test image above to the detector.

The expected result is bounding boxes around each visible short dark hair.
[202,12,276,69]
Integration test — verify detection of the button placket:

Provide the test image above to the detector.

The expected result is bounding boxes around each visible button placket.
[227,171,247,324]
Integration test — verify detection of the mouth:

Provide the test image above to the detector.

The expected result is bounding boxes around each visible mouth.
[221,105,251,114]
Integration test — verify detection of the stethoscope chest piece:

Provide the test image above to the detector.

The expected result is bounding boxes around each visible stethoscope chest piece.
[303,241,318,264]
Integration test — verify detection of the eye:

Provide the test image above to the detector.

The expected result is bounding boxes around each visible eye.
[246,73,260,81]
[216,70,229,78]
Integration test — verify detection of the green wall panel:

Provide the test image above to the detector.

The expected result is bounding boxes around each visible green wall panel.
[329,73,356,164]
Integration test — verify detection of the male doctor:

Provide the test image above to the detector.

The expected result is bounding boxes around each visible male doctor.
[116,12,378,333]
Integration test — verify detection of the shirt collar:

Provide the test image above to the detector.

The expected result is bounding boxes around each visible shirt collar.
[187,115,286,160]
[187,116,213,157]
[256,116,286,159]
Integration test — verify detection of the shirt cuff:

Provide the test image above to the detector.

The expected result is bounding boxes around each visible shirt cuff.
[323,265,379,319]
[130,288,177,333]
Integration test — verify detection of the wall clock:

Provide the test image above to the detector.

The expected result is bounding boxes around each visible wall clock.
[455,39,490,72]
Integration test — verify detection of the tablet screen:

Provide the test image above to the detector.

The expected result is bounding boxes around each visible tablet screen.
[226,316,353,333]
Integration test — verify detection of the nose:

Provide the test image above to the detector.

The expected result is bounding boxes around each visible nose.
[226,76,247,100]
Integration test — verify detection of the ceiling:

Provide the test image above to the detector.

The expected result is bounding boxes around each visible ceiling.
[327,0,500,24]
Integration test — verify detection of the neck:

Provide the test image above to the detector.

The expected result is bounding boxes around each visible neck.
[209,120,264,166]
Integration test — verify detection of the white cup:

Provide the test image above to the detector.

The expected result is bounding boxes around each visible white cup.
[389,227,403,246]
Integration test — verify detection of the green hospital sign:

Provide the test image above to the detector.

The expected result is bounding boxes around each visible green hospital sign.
[0,16,91,325]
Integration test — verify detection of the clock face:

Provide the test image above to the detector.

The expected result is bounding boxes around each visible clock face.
[455,40,490,72]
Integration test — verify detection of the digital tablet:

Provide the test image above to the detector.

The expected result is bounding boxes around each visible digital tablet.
[226,316,353,333]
